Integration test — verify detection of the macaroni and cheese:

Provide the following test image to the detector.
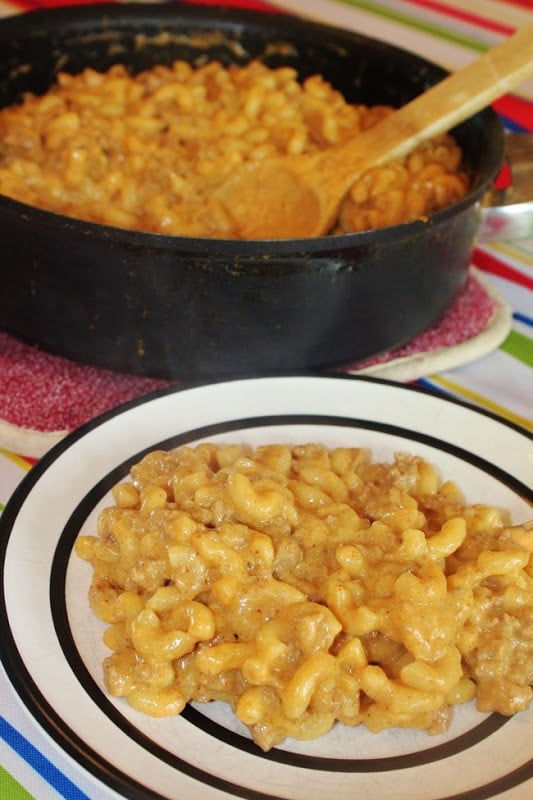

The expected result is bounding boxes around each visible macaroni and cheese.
[0,61,469,238]
[75,442,532,751]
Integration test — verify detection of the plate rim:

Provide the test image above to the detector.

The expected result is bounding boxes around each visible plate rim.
[1,373,532,800]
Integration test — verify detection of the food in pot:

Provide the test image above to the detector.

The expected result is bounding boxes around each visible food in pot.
[75,441,532,751]
[0,60,469,238]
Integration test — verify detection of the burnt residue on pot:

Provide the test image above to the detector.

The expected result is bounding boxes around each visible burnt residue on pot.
[1,3,452,109]
[0,4,504,380]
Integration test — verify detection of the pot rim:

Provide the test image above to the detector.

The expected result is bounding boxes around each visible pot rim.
[0,173,497,258]
[0,2,505,258]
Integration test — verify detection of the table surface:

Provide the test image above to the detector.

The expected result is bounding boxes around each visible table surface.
[0,2,532,799]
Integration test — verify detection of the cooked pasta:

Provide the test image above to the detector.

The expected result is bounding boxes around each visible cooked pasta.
[75,442,532,751]
[0,61,469,238]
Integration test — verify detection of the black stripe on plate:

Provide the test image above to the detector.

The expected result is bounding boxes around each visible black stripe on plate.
[25,414,533,798]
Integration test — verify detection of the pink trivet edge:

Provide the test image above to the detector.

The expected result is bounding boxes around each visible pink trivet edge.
[0,269,499,435]
[351,271,497,369]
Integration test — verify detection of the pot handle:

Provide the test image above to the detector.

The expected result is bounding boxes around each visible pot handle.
[478,132,533,241]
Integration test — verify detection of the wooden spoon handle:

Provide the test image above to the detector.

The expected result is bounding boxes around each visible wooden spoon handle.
[216,26,533,240]
[341,24,533,170]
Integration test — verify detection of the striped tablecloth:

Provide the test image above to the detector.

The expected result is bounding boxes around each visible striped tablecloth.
[0,2,532,799]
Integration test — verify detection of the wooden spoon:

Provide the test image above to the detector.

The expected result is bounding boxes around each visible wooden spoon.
[214,24,533,239]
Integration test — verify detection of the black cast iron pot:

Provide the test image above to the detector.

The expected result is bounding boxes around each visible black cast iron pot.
[0,3,505,380]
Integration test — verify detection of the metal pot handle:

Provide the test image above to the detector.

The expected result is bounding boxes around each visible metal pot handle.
[478,132,533,241]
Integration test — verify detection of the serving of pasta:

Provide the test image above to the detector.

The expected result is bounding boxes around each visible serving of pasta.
[0,60,469,238]
[74,441,533,751]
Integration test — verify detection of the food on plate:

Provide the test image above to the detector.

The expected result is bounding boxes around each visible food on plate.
[75,441,532,751]
[0,61,469,238]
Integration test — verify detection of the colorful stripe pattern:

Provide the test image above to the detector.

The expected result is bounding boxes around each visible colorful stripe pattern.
[342,0,530,36]
[0,718,91,800]
[0,2,531,800]
[0,766,36,800]
[280,0,533,108]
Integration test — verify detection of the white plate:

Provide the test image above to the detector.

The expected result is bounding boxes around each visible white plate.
[1,375,532,800]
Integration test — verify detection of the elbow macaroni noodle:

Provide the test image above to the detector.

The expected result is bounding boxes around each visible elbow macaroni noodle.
[0,61,469,238]
[75,443,533,751]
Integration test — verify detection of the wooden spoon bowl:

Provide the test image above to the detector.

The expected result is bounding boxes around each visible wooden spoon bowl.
[215,25,533,240]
